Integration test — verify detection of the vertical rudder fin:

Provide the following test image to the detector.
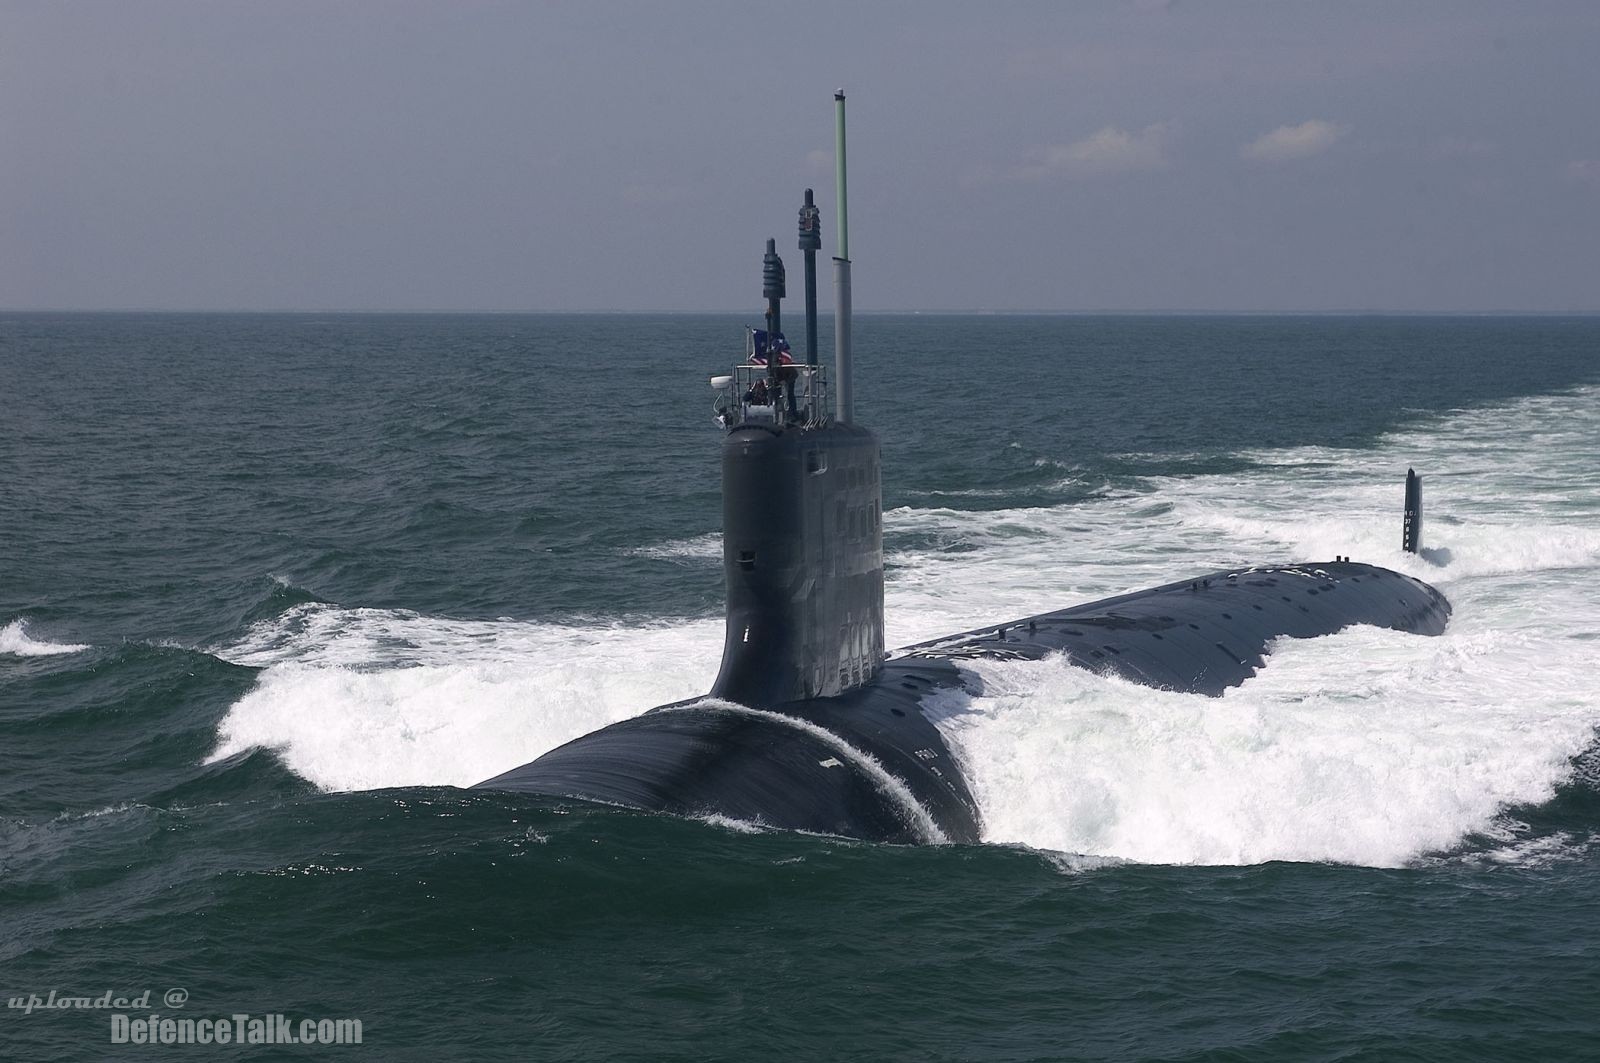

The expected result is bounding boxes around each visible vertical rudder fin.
[1402,468,1423,554]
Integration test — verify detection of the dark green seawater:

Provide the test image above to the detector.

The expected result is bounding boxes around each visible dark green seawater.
[3,313,1599,1060]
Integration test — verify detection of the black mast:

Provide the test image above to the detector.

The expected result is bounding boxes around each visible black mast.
[798,189,821,367]
[761,237,785,391]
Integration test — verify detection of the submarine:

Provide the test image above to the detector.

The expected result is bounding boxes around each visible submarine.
[475,94,1451,844]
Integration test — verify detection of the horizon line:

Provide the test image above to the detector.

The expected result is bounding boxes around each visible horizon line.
[4,306,1599,317]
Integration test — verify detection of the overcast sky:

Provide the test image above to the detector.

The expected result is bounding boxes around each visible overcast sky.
[3,1,1597,312]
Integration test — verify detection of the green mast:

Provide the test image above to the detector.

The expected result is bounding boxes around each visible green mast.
[832,90,853,423]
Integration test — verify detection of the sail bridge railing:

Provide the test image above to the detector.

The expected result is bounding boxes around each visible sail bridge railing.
[714,363,831,430]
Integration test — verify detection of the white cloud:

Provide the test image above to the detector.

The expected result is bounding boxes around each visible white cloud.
[1014,123,1169,180]
[1566,160,1600,184]
[1432,136,1495,159]
[1242,119,1348,162]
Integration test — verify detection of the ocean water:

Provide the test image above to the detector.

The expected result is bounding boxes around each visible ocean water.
[3,312,1599,1060]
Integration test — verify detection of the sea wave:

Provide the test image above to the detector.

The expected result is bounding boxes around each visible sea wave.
[0,619,88,658]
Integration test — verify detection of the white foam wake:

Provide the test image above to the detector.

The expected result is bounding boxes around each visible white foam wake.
[207,608,720,791]
[0,619,89,657]
[207,385,1600,866]
[930,623,1600,867]
[909,385,1600,866]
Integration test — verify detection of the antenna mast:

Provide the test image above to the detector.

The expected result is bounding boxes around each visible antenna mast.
[832,91,853,423]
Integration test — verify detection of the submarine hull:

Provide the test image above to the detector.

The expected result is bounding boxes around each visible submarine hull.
[475,136,1454,844]
[474,560,1450,844]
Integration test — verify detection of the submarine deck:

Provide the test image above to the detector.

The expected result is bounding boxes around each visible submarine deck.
[899,559,1450,697]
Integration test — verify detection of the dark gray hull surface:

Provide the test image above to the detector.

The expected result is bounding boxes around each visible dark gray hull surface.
[475,560,1450,844]
[903,560,1450,696]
